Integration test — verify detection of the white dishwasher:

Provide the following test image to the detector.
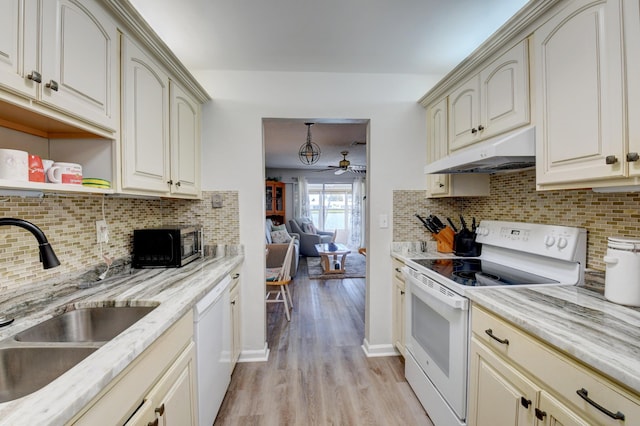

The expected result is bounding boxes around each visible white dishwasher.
[194,274,232,426]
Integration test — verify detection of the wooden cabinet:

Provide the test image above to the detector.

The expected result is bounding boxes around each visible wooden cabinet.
[230,268,241,371]
[121,36,201,198]
[70,312,197,425]
[534,0,626,188]
[391,258,405,356]
[0,0,119,132]
[468,305,640,426]
[265,180,285,224]
[449,40,530,152]
[425,97,490,198]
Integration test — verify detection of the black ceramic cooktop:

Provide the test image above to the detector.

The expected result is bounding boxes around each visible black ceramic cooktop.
[410,258,558,287]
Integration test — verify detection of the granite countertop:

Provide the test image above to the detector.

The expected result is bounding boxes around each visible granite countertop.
[0,252,243,425]
[390,245,640,394]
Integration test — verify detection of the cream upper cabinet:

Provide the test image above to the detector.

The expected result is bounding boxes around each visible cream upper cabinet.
[0,0,119,132]
[170,82,201,197]
[534,0,625,186]
[121,36,171,194]
[625,0,640,177]
[426,97,450,196]
[449,40,530,152]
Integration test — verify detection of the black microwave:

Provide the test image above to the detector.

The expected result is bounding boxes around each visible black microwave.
[132,226,202,268]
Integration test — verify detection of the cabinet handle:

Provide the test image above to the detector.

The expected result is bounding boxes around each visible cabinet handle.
[45,80,59,91]
[167,180,173,186]
[471,127,478,134]
[233,273,240,279]
[395,268,401,273]
[520,396,532,408]
[438,183,444,188]
[627,152,639,162]
[27,71,42,83]
[535,408,547,421]
[231,300,236,305]
[175,181,181,187]
[605,155,618,165]
[154,403,165,416]
[478,125,485,131]
[485,328,509,345]
[576,388,625,420]
[400,290,405,295]
[147,419,158,426]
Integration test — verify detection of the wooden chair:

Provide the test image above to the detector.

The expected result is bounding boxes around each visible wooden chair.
[265,238,295,321]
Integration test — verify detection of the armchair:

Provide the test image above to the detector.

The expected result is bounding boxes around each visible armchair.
[287,217,335,257]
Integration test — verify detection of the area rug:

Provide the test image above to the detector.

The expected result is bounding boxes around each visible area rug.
[305,253,366,279]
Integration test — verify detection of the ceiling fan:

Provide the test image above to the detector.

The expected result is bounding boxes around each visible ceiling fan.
[323,151,366,175]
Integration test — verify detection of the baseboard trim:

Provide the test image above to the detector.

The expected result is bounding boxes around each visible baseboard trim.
[238,342,270,362]
[361,338,398,357]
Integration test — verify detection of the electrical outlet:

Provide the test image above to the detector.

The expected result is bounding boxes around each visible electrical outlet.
[96,220,109,243]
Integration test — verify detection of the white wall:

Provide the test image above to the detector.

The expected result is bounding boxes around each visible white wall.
[195,70,439,358]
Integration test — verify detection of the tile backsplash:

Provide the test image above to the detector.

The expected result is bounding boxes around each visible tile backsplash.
[0,191,239,292]
[393,170,640,270]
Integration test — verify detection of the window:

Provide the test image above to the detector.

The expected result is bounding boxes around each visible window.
[308,183,353,235]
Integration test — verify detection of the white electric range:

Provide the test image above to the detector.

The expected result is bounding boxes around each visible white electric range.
[402,220,587,426]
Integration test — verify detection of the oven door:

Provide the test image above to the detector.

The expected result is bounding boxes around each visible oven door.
[403,266,469,420]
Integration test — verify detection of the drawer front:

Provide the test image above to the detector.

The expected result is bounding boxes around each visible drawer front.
[392,258,405,282]
[471,305,640,425]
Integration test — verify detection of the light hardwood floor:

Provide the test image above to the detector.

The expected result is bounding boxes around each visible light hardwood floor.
[214,257,434,426]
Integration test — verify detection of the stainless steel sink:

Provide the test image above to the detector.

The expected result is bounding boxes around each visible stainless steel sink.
[13,306,157,343]
[0,346,97,402]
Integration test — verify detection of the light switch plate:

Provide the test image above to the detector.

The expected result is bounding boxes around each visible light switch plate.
[379,214,388,229]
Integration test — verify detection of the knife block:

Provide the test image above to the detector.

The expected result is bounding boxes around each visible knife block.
[435,227,455,253]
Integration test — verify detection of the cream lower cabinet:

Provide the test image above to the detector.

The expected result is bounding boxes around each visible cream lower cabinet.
[69,312,197,426]
[468,305,640,426]
[0,0,119,132]
[391,258,405,356]
[535,0,627,189]
[230,268,241,370]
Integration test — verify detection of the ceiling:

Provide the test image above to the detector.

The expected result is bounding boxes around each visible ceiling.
[127,0,529,171]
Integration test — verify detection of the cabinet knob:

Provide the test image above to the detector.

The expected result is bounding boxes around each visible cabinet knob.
[175,181,181,187]
[45,80,59,91]
[605,155,618,165]
[471,127,478,134]
[147,419,158,426]
[627,152,639,162]
[233,273,240,279]
[478,125,485,131]
[438,183,445,188]
[231,300,236,305]
[534,408,547,421]
[400,290,405,295]
[520,396,532,408]
[27,71,42,83]
[154,403,165,416]
[167,180,173,186]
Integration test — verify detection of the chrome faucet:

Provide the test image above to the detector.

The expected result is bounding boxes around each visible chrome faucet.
[0,218,60,327]
[0,218,60,269]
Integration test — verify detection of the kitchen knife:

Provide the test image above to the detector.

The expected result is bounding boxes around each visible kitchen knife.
[446,217,458,233]
[425,216,440,234]
[460,215,468,231]
[416,214,437,233]
[472,217,477,232]
[431,215,446,230]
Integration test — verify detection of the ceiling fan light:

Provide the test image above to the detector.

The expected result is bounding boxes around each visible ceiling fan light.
[298,123,321,165]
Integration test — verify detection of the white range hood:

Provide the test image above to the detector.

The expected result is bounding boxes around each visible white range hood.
[424,126,535,174]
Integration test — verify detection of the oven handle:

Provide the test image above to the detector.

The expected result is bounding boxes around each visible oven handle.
[402,267,468,311]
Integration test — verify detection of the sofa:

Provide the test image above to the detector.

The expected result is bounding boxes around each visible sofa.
[266,219,299,277]
[287,217,335,257]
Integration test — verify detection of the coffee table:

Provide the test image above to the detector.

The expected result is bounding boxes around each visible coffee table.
[314,243,351,274]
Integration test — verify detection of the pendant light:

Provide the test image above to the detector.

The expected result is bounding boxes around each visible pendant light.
[298,122,321,165]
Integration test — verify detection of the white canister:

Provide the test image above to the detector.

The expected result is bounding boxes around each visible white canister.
[0,149,29,181]
[603,237,640,307]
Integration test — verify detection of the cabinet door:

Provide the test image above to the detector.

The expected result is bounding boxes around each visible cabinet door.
[426,97,450,196]
[170,81,201,196]
[122,36,171,194]
[230,272,241,370]
[480,40,530,140]
[392,277,405,356]
[625,0,640,177]
[40,0,119,131]
[0,0,38,98]
[469,339,537,426]
[535,0,625,185]
[449,75,481,151]
[537,391,591,426]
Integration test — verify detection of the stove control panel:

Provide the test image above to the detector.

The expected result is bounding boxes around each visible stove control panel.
[476,220,587,262]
